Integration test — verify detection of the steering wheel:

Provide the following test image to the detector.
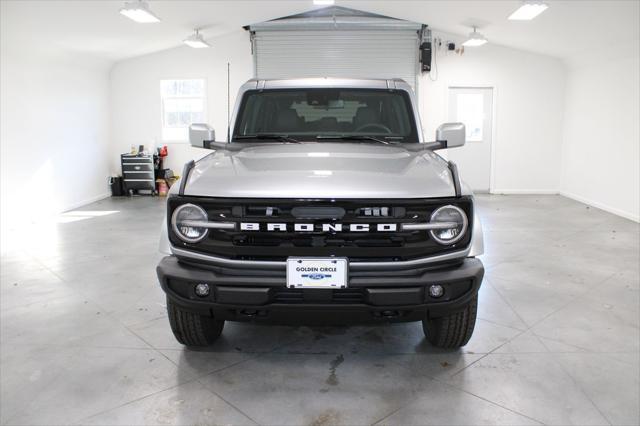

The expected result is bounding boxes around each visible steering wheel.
[354,123,392,134]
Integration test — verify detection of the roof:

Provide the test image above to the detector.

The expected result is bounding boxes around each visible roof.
[245,6,424,31]
[242,77,413,91]
[270,6,403,21]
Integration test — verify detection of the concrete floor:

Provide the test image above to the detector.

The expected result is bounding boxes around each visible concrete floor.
[1,195,638,425]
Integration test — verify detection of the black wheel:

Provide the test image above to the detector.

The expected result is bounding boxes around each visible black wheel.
[167,298,224,346]
[423,296,478,348]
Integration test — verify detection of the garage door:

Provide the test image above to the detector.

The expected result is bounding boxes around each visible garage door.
[252,29,421,93]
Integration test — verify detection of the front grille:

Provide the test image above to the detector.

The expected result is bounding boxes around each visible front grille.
[168,196,473,261]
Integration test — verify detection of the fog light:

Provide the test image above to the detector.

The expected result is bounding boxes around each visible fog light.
[194,283,210,297]
[429,284,444,298]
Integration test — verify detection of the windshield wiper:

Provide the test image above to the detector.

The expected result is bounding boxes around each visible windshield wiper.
[315,135,398,145]
[234,134,301,143]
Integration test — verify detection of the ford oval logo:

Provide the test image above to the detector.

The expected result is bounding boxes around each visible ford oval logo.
[303,273,331,280]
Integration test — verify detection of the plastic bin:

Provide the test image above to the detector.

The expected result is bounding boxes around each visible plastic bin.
[109,176,124,196]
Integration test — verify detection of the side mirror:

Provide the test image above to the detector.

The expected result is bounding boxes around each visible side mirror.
[189,123,215,149]
[435,123,466,149]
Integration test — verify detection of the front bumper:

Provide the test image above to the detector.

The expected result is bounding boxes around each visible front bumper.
[156,256,484,324]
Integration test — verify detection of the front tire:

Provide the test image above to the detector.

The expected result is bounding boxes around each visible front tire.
[423,296,478,348]
[167,298,224,346]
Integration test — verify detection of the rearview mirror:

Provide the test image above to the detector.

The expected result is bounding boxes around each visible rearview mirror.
[189,123,215,149]
[436,123,466,149]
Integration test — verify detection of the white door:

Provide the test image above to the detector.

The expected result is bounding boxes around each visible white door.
[447,87,494,192]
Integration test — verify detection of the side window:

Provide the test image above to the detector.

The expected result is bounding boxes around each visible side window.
[160,79,206,141]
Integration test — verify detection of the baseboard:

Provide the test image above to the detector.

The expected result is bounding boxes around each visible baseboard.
[61,192,111,213]
[489,189,560,195]
[560,191,640,223]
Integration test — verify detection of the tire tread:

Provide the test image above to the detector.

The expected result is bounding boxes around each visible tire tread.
[167,298,224,346]
[423,296,478,348]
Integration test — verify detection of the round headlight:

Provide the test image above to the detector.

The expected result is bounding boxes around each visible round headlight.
[171,204,208,243]
[429,205,468,245]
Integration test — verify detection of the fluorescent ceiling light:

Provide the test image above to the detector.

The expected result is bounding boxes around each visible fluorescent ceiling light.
[462,27,488,47]
[508,1,549,20]
[314,0,335,5]
[183,30,211,49]
[119,0,161,23]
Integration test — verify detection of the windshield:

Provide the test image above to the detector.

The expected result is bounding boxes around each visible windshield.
[233,89,418,142]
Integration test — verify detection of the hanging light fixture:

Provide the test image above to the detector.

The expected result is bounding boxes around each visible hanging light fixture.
[508,0,549,21]
[462,27,488,47]
[119,0,161,23]
[183,29,211,49]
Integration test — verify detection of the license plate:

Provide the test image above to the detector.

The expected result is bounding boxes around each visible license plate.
[286,258,348,289]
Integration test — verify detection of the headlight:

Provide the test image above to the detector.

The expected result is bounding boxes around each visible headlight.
[429,205,468,245]
[171,204,208,243]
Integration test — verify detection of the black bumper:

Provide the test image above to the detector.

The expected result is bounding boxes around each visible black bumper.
[156,256,484,325]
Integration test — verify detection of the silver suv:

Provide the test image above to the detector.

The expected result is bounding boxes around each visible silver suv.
[157,78,484,349]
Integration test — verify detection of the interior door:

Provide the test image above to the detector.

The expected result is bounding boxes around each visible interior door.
[447,87,493,192]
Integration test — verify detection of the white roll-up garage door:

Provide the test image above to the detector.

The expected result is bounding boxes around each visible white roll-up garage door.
[249,10,423,94]
[253,30,420,92]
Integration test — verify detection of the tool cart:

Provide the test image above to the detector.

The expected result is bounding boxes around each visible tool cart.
[121,153,157,195]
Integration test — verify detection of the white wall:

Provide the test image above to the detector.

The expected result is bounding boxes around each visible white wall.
[420,33,566,194]
[109,30,253,174]
[0,37,111,237]
[560,52,640,222]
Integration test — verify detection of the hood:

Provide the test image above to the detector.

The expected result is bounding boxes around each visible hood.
[182,143,455,199]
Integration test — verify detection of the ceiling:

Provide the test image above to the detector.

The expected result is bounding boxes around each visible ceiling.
[2,0,638,64]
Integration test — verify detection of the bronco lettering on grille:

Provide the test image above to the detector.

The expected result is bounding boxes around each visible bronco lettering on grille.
[239,223,398,232]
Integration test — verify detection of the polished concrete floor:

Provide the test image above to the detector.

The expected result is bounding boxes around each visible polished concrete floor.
[1,195,638,425]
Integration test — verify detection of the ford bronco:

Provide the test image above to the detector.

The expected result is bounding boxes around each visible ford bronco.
[157,78,484,349]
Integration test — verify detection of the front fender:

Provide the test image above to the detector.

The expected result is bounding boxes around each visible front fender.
[158,214,171,255]
[469,211,484,257]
